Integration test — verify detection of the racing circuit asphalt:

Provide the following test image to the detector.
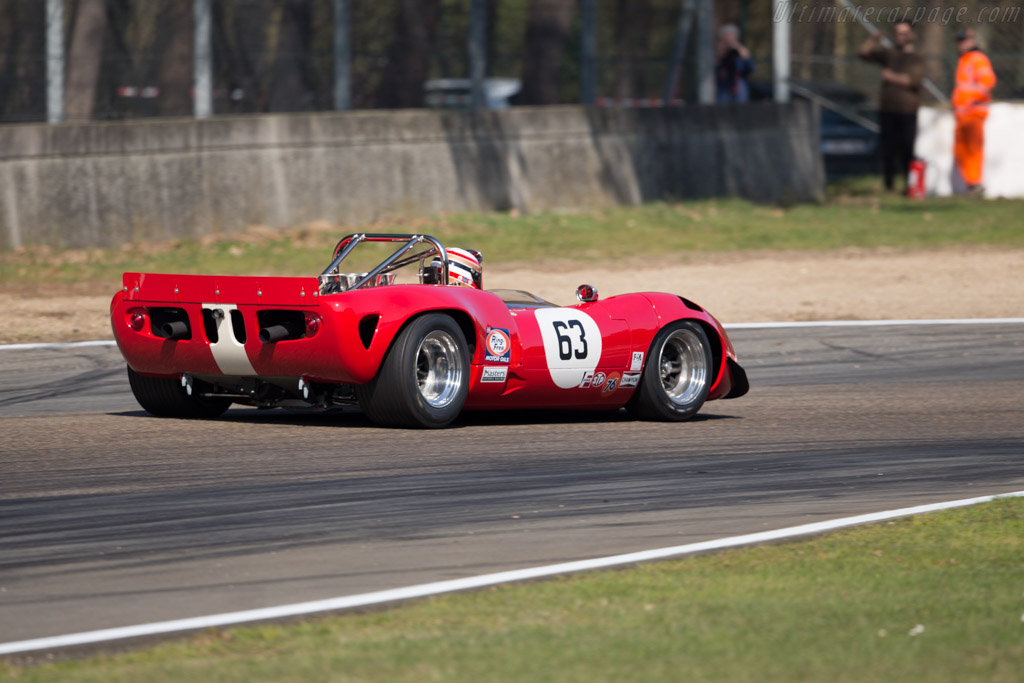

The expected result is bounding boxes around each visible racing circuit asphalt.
[1,322,1023,647]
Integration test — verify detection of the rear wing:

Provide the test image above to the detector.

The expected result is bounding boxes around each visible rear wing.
[121,273,322,307]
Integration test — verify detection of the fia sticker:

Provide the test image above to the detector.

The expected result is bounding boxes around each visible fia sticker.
[630,352,644,372]
[484,327,511,363]
[533,308,603,389]
[481,366,508,383]
[601,372,622,397]
[621,372,641,388]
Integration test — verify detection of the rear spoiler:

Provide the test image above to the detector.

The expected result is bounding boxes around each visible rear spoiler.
[121,273,321,307]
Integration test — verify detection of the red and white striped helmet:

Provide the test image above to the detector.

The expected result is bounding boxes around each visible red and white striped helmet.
[445,248,483,289]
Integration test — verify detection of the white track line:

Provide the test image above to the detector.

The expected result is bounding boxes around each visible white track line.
[1,318,1022,353]
[2,490,1022,656]
[0,340,116,352]
[725,318,1024,330]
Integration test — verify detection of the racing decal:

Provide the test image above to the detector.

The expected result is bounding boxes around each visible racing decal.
[621,372,641,388]
[578,371,607,389]
[480,366,508,383]
[533,308,604,389]
[630,352,644,372]
[484,327,512,363]
[203,303,257,376]
[600,372,622,397]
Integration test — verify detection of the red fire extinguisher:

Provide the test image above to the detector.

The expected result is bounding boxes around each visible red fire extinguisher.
[907,159,926,199]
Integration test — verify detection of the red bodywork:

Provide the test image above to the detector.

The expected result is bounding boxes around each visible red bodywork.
[111,272,747,411]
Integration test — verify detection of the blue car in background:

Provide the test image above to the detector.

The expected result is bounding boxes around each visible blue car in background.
[752,79,880,181]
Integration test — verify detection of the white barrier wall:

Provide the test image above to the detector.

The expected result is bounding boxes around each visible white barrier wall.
[916,103,1024,198]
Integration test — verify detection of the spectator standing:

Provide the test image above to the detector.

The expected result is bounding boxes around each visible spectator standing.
[715,24,753,104]
[859,22,926,194]
[952,28,997,195]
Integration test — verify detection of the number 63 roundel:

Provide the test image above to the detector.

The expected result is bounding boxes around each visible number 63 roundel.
[533,308,604,389]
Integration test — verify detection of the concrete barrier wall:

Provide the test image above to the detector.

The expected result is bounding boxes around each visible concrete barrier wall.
[0,103,823,250]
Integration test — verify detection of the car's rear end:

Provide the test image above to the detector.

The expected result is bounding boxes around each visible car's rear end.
[111,272,383,415]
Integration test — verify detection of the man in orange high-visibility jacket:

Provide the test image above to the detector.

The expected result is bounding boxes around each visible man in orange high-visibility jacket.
[952,28,997,194]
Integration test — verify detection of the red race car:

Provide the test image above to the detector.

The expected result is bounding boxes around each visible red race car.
[111,233,748,428]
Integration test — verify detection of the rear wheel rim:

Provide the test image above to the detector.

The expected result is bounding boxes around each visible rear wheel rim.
[416,331,463,408]
[659,328,708,408]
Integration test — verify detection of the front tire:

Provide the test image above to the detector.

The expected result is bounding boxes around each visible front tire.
[127,366,232,419]
[626,320,712,421]
[356,313,470,428]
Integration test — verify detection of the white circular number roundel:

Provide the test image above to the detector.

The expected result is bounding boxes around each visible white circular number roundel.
[533,308,603,389]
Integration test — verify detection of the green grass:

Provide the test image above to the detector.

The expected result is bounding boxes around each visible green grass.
[7,496,1023,682]
[2,179,1023,291]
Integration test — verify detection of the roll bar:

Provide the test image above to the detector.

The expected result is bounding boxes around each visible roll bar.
[318,233,449,294]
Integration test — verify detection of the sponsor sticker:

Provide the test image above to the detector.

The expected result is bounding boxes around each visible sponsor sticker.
[591,371,607,389]
[600,371,622,397]
[484,327,511,363]
[578,371,595,389]
[621,372,641,388]
[630,352,644,372]
[481,366,508,383]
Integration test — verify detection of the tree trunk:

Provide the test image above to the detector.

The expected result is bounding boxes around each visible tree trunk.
[612,0,652,100]
[65,0,108,122]
[222,0,272,112]
[372,0,442,109]
[918,0,948,97]
[0,0,46,121]
[156,0,193,117]
[269,0,316,112]
[516,0,577,105]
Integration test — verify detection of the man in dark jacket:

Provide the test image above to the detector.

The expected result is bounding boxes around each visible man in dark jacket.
[859,22,926,193]
[715,24,754,104]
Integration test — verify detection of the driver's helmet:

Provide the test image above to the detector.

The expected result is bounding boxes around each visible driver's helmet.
[443,248,483,289]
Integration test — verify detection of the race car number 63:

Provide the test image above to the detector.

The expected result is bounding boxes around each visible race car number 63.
[552,320,587,360]
[533,308,603,389]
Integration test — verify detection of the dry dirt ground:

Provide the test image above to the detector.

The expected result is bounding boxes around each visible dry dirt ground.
[1,247,1021,345]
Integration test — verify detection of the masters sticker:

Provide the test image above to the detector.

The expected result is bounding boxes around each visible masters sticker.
[484,327,511,363]
[481,366,508,383]
[621,372,641,388]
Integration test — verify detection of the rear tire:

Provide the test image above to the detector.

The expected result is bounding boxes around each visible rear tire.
[626,320,712,421]
[127,365,232,419]
[356,313,470,428]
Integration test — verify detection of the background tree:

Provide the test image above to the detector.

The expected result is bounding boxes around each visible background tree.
[372,0,443,109]
[269,0,318,112]
[156,0,193,117]
[611,0,652,99]
[65,0,109,121]
[516,0,576,105]
[0,0,46,121]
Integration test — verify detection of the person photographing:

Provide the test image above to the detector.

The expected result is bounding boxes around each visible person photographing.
[715,24,754,104]
[859,22,925,195]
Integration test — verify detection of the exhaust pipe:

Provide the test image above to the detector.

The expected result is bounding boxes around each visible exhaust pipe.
[259,322,303,343]
[160,321,189,340]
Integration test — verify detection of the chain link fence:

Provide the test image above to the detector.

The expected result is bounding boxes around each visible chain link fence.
[0,0,1021,123]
